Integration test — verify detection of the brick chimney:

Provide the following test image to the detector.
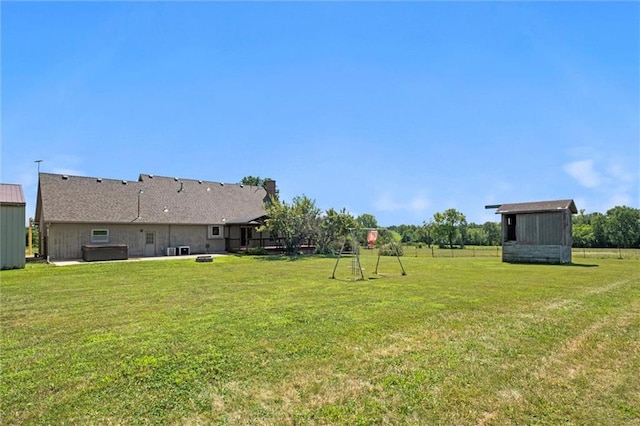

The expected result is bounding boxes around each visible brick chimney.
[264,179,276,200]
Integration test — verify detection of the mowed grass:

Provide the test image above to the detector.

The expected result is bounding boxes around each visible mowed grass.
[1,253,639,424]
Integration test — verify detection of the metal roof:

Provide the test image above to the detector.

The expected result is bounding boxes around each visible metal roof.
[492,199,577,214]
[0,184,26,206]
[36,173,271,225]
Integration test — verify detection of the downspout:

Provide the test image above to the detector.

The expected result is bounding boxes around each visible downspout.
[45,222,50,263]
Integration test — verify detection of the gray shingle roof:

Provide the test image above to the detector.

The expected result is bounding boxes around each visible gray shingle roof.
[494,199,577,214]
[0,184,25,206]
[36,173,270,224]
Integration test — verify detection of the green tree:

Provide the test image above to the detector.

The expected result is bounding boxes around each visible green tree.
[356,213,378,229]
[390,224,423,244]
[482,221,501,246]
[466,227,488,246]
[431,208,467,249]
[590,213,608,247]
[604,206,640,248]
[316,208,357,255]
[260,195,320,255]
[421,221,434,248]
[239,176,279,199]
[572,223,595,248]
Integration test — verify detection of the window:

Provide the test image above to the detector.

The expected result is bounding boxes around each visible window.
[91,229,109,243]
[208,225,224,239]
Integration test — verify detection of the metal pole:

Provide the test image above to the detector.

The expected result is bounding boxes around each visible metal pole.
[331,237,346,279]
[27,218,33,256]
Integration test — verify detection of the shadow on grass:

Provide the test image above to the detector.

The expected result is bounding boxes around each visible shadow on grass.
[328,275,385,283]
[507,261,599,268]
[567,262,599,268]
[248,254,334,262]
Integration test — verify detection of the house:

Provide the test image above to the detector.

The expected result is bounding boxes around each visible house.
[35,173,277,261]
[0,183,26,270]
[488,199,577,264]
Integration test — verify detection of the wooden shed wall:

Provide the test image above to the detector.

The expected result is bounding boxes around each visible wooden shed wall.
[503,243,572,264]
[516,211,564,245]
[501,210,573,264]
[1,204,26,269]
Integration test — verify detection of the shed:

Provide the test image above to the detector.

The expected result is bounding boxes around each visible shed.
[488,199,577,264]
[1,184,26,270]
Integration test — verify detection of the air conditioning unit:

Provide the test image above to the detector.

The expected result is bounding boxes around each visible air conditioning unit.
[166,247,176,256]
[178,246,190,256]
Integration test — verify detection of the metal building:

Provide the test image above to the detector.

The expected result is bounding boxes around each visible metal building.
[488,199,577,264]
[1,184,26,270]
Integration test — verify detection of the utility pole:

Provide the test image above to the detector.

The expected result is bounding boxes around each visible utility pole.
[28,218,33,256]
[31,160,43,257]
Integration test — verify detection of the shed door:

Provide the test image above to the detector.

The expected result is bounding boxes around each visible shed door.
[144,231,156,257]
[506,215,517,241]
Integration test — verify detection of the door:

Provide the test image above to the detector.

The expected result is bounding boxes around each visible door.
[240,227,252,248]
[144,231,156,257]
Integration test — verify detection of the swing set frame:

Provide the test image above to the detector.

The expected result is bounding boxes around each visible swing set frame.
[330,227,406,281]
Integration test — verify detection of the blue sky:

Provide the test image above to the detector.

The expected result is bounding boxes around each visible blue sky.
[2,2,638,226]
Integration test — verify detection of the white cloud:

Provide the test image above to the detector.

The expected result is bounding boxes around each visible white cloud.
[563,156,638,212]
[607,162,635,184]
[374,192,431,213]
[563,159,602,188]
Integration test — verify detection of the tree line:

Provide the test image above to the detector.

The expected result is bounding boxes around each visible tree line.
[246,176,640,253]
[572,206,640,248]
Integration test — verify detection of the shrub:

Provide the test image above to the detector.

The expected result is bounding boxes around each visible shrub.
[379,243,404,256]
[246,247,268,256]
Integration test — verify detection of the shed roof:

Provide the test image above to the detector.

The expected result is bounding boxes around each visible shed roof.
[36,173,271,225]
[493,199,577,215]
[0,184,26,206]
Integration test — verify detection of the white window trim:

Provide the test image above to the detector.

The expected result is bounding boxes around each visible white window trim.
[91,229,109,243]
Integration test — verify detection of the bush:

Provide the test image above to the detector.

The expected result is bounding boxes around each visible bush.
[379,243,404,256]
[246,247,268,256]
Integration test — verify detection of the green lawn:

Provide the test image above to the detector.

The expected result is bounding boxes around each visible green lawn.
[1,253,639,424]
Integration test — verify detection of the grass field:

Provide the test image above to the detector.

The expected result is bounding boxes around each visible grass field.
[405,245,640,260]
[1,252,639,424]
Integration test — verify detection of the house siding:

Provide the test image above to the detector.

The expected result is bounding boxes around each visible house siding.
[45,223,227,260]
[1,204,26,270]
